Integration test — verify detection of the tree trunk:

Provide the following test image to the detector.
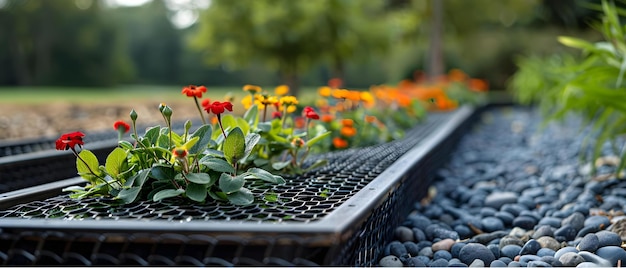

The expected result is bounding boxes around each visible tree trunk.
[426,0,444,82]
[280,59,301,97]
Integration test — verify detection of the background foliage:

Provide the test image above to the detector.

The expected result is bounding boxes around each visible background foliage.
[0,0,611,90]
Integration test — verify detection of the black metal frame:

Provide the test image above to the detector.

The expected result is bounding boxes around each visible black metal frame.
[0,106,478,266]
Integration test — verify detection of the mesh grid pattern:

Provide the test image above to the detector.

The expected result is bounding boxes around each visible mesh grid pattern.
[1,114,444,223]
[0,107,476,266]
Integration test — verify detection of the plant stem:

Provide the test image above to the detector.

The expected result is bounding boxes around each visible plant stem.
[217,114,227,138]
[194,97,207,125]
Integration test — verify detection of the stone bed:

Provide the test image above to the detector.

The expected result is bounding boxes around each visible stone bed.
[379,106,626,267]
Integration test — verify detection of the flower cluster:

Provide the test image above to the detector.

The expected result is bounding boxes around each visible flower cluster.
[59,85,285,206]
[57,71,487,206]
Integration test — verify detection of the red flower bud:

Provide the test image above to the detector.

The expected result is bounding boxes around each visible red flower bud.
[113,120,130,133]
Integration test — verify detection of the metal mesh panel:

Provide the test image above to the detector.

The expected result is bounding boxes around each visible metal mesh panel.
[0,114,444,223]
[0,106,478,266]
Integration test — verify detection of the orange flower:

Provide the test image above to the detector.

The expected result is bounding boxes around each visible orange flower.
[172,147,188,159]
[341,119,354,127]
[340,126,357,137]
[448,69,467,82]
[346,90,361,102]
[321,114,334,123]
[294,117,306,128]
[181,85,207,98]
[333,137,348,149]
[468,78,489,92]
[243,84,262,93]
[332,89,349,99]
[364,115,377,123]
[435,97,458,110]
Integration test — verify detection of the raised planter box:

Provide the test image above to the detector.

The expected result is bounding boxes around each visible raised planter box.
[0,106,478,266]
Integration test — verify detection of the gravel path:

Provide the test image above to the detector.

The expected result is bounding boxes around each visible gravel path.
[379,106,626,267]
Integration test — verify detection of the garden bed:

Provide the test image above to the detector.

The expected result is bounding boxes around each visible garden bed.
[0,106,476,266]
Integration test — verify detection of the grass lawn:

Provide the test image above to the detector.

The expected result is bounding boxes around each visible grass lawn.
[0,85,320,104]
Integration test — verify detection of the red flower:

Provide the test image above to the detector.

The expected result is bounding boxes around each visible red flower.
[202,99,233,115]
[55,131,86,151]
[303,106,319,120]
[113,120,130,133]
[328,78,343,89]
[181,85,207,98]
[272,111,282,119]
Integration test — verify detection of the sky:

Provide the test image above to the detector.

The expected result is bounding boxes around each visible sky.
[107,0,211,29]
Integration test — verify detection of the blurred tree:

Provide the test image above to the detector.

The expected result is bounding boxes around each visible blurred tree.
[111,0,182,84]
[0,0,132,86]
[191,0,392,95]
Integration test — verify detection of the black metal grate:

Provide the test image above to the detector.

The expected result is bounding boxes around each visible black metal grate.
[0,106,478,266]
[0,114,444,223]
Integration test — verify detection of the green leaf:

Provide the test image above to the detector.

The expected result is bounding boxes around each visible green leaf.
[152,188,185,202]
[257,122,272,132]
[144,126,160,144]
[244,133,261,159]
[306,130,331,147]
[558,36,597,51]
[218,173,245,194]
[185,173,212,184]
[157,133,170,148]
[150,165,176,181]
[220,114,237,132]
[245,168,286,184]
[223,127,246,165]
[271,161,291,170]
[263,192,278,202]
[118,140,134,150]
[117,187,141,204]
[236,117,250,135]
[188,125,212,154]
[181,136,199,152]
[243,104,259,127]
[105,147,127,178]
[208,191,228,201]
[199,156,235,173]
[124,168,150,187]
[227,187,254,205]
[76,150,101,182]
[186,183,208,202]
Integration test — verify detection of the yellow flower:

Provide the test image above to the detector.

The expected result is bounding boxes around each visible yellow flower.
[243,84,261,94]
[360,91,375,107]
[279,95,299,106]
[275,85,289,96]
[241,95,254,109]
[318,86,332,97]
[256,94,278,110]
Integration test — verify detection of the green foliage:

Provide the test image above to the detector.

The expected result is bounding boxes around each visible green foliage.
[191,0,393,93]
[64,104,285,206]
[509,0,626,177]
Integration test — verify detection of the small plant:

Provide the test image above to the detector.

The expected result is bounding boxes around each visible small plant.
[509,0,626,177]
[61,86,294,205]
